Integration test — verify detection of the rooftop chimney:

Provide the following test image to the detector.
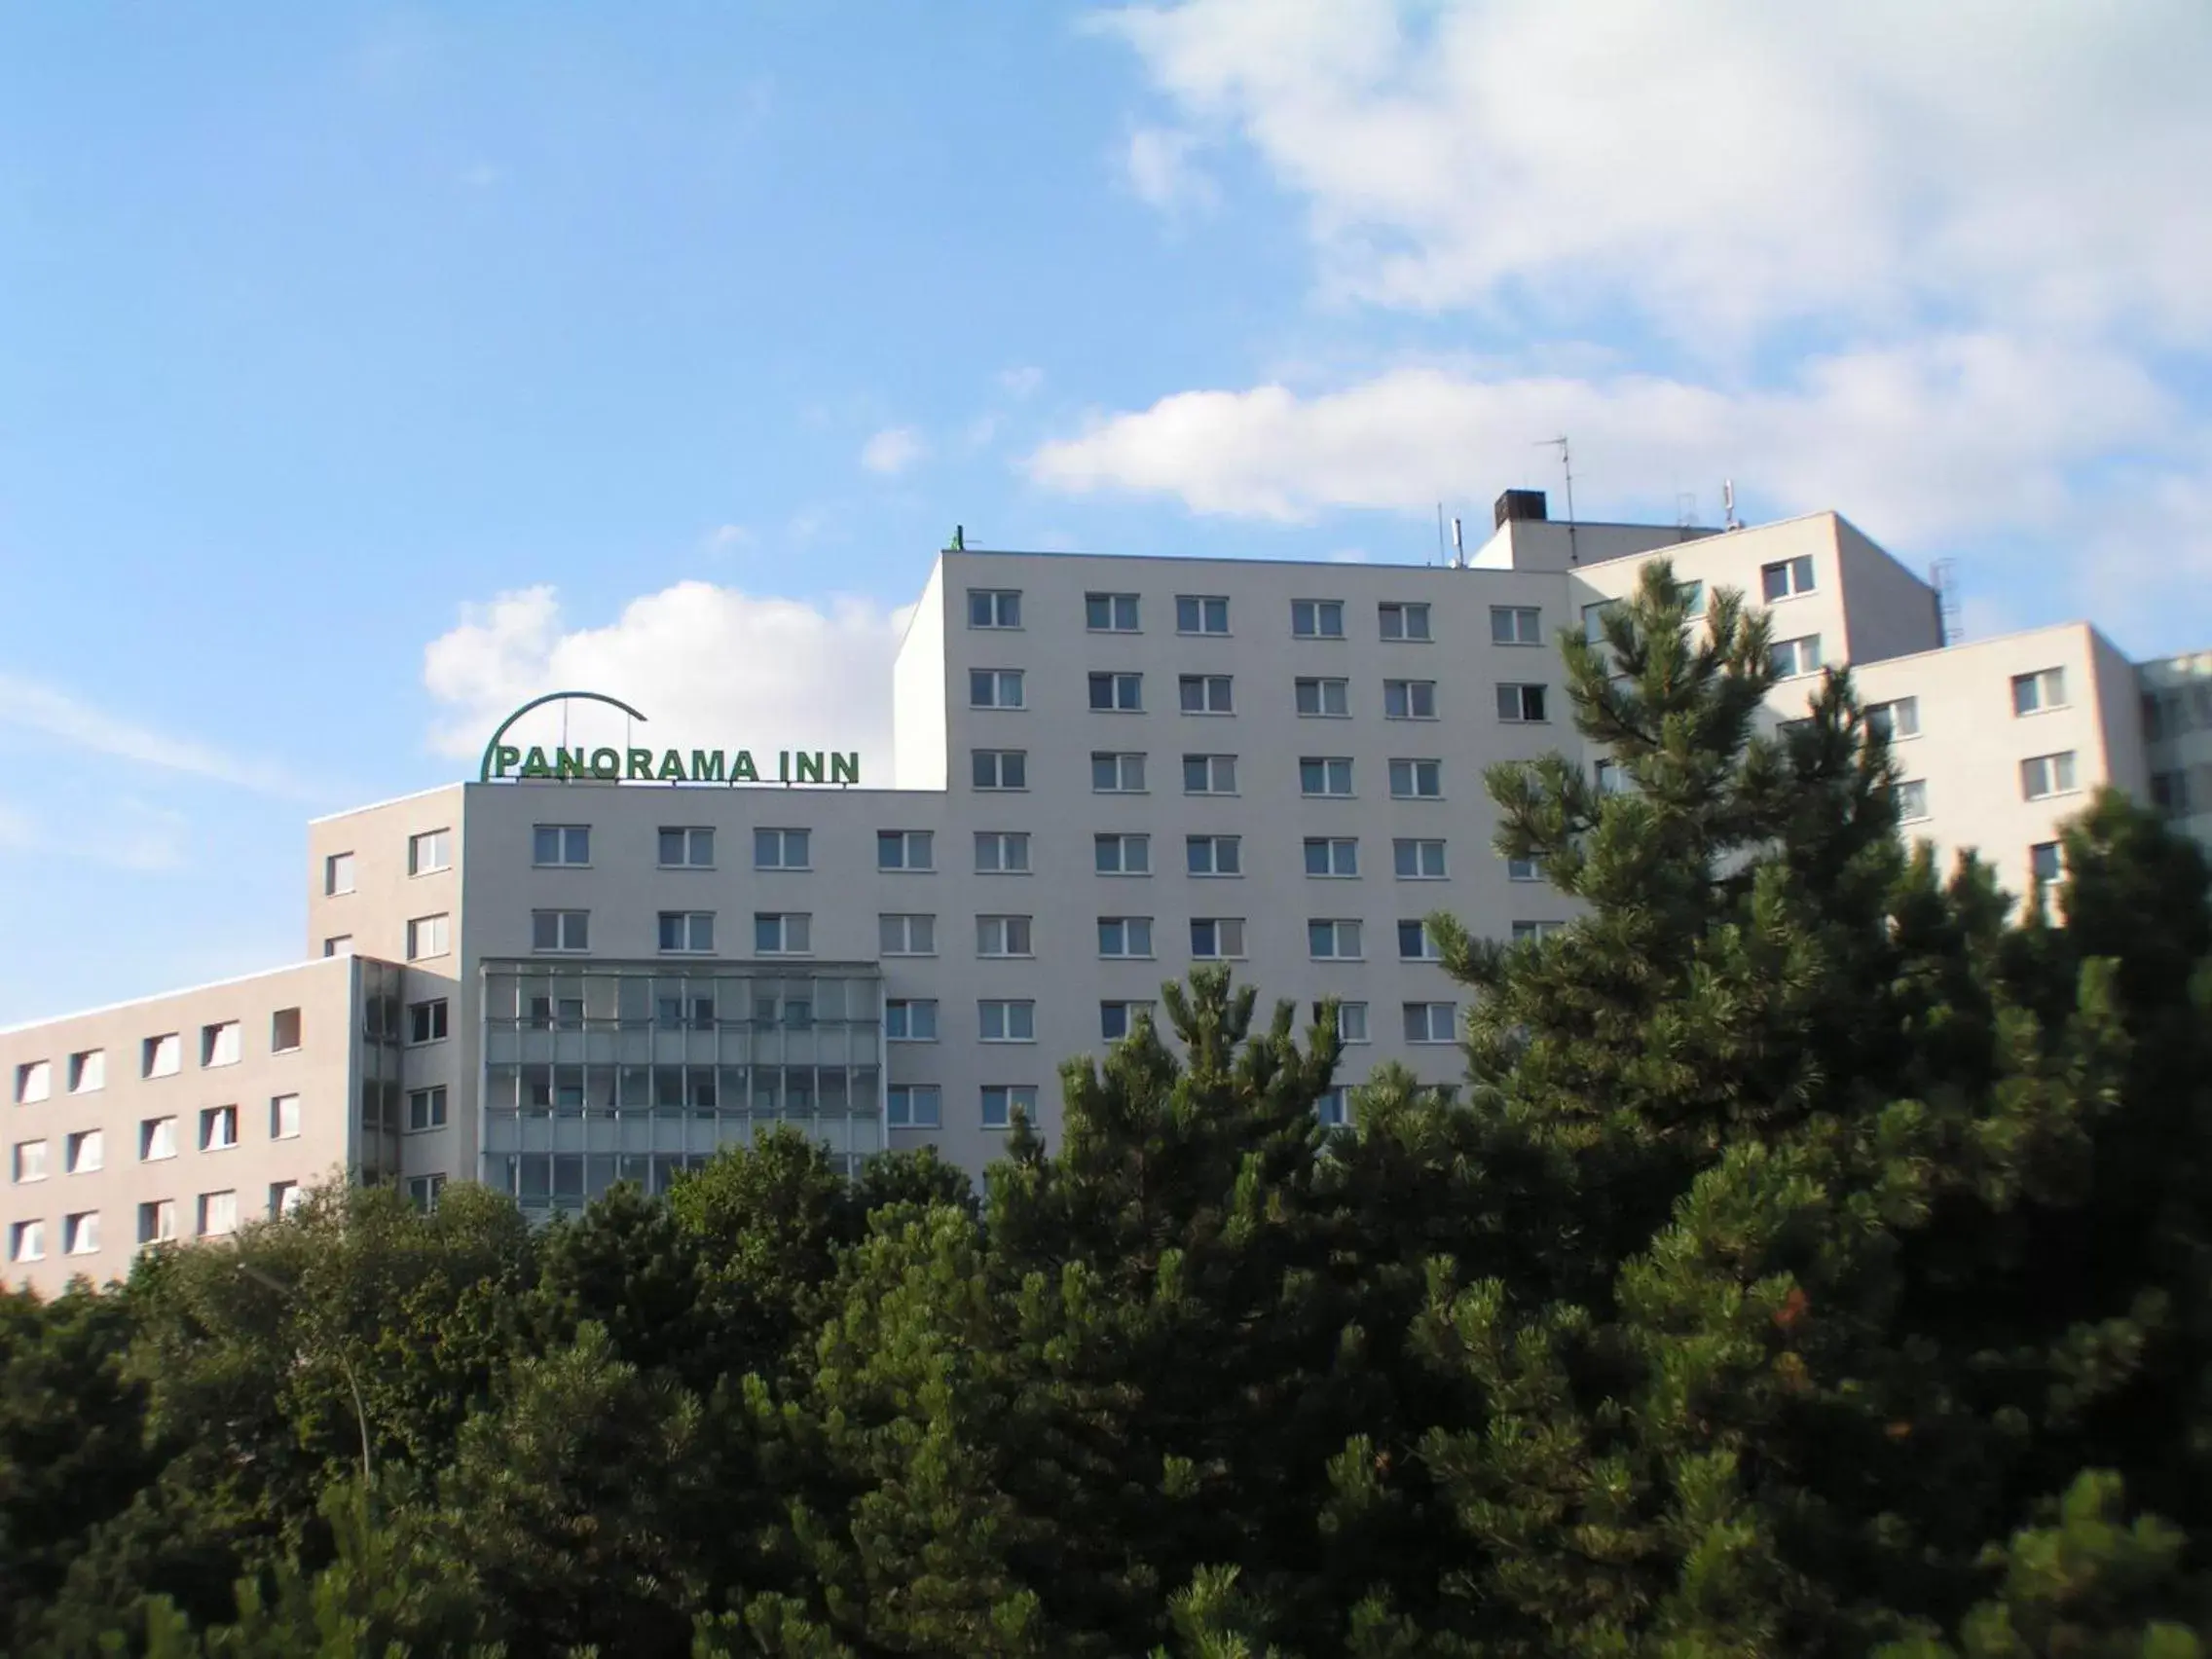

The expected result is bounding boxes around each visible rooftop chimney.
[1493,489,1548,529]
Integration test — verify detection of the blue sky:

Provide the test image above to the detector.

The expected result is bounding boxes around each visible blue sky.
[5,1,2210,1020]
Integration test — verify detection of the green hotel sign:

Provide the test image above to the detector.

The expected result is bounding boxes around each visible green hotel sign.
[478,691,860,788]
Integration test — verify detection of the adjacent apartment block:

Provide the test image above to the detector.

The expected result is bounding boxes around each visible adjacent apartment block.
[7,492,2200,1294]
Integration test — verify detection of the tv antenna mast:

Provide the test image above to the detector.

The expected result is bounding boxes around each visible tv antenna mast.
[1537,435,1578,565]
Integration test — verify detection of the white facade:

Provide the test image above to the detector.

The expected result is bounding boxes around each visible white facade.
[6,497,2199,1291]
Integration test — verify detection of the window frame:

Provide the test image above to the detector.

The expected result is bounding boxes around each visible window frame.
[1760,555,1817,601]
[1308,918,1364,960]
[1189,917,1247,960]
[1185,834,1241,877]
[532,825,592,867]
[1384,679,1439,720]
[1290,599,1346,640]
[976,913,1035,958]
[2012,666,2069,717]
[1378,601,1432,642]
[1395,838,1449,880]
[1090,751,1147,793]
[1402,1002,1457,1044]
[1387,757,1443,799]
[1088,671,1144,713]
[407,828,453,876]
[879,912,939,957]
[1177,674,1234,715]
[968,588,1021,630]
[657,910,717,954]
[979,1084,1038,1130]
[1299,756,1354,797]
[972,749,1029,792]
[530,909,589,954]
[1181,753,1238,795]
[1095,832,1153,875]
[886,1084,942,1129]
[975,830,1032,873]
[877,830,936,872]
[978,1000,1037,1044]
[1176,594,1231,636]
[1490,606,1542,645]
[1494,683,1548,723]
[2020,751,2080,801]
[753,911,814,956]
[1084,591,1141,633]
[884,999,940,1042]
[658,827,716,868]
[969,668,1026,710]
[1096,915,1156,958]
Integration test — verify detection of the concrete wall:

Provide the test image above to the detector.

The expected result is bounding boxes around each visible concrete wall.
[1834,517,1946,666]
[892,557,948,791]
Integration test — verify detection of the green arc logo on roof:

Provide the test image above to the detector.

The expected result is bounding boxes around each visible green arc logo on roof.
[478,691,860,788]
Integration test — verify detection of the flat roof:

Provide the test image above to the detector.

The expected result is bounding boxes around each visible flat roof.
[0,953,372,1039]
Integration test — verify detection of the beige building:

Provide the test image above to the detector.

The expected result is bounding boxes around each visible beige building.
[6,494,2200,1294]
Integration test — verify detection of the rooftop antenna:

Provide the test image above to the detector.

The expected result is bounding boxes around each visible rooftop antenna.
[1451,515,1465,569]
[1537,435,1578,565]
[1435,502,1447,566]
[950,524,965,551]
[1721,481,1740,532]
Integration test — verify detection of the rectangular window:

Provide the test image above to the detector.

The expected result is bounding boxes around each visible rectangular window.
[878,830,935,871]
[659,827,715,867]
[1379,602,1431,642]
[2030,841,2063,886]
[657,911,716,953]
[13,1059,50,1103]
[408,912,454,959]
[887,1085,941,1129]
[1491,606,1542,645]
[1190,917,1245,959]
[973,749,1028,791]
[324,852,355,896]
[979,1001,1036,1043]
[1761,555,1817,600]
[2151,771,2190,819]
[969,589,1021,629]
[67,1049,105,1092]
[12,1139,46,1182]
[1894,780,1931,822]
[408,1174,446,1214]
[2021,752,2079,801]
[1291,599,1345,639]
[980,1085,1038,1130]
[1179,674,1234,715]
[408,999,449,1045]
[1300,757,1354,797]
[1770,636,1822,679]
[142,1035,180,1079]
[1304,837,1358,877]
[406,1086,449,1132]
[1096,832,1152,874]
[65,1128,102,1175]
[1295,677,1350,718]
[10,1220,45,1262]
[201,1021,241,1068]
[1389,758,1443,798]
[324,936,353,958]
[1338,1002,1371,1043]
[1511,920,1567,944]
[977,914,1034,957]
[1308,919,1363,960]
[533,825,591,866]
[754,912,813,955]
[970,668,1025,709]
[1683,581,1708,617]
[200,1106,239,1152]
[885,999,939,1041]
[1505,854,1541,882]
[1185,834,1240,876]
[1403,1002,1456,1044]
[140,1117,176,1161]
[1177,595,1230,635]
[755,828,811,869]
[2012,667,2068,715]
[530,910,587,953]
[138,1200,176,1244]
[976,830,1031,872]
[271,1182,303,1219]
[879,913,937,955]
[1091,751,1147,793]
[1495,683,1547,722]
[1595,758,1629,796]
[1100,1001,1155,1042]
[1088,672,1144,712]
[269,1009,301,1053]
[1395,839,1447,879]
[1866,697,1920,741]
[1086,592,1141,632]
[405,830,451,879]
[1098,916,1155,958]
[1183,754,1238,794]
[1386,680,1439,719]
[1398,921,1441,961]
[271,1094,301,1140]
[1316,1088,1348,1128]
[1583,600,1618,644]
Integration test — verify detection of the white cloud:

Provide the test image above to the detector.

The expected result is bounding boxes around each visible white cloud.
[861,426,926,475]
[421,581,913,768]
[0,672,314,799]
[1123,126,1217,213]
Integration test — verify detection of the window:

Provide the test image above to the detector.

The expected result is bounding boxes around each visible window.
[530,910,587,953]
[533,825,591,866]
[979,1001,1036,1043]
[140,1117,177,1161]
[969,589,1021,629]
[2031,841,2063,887]
[970,668,1025,709]
[658,911,716,953]
[1379,602,1431,642]
[408,999,449,1045]
[271,1182,303,1219]
[201,1021,241,1068]
[755,828,811,869]
[1893,780,1931,822]
[1583,601,1617,645]
[1595,758,1630,796]
[1185,835,1240,876]
[2151,771,2191,819]
[1770,636,1822,679]
[1761,555,1816,600]
[1177,595,1230,635]
[1098,917,1155,958]
[65,1128,102,1175]
[1867,697,1921,741]
[1495,683,1547,723]
[12,1140,46,1182]
[1309,919,1363,960]
[1403,1003,1456,1044]
[1389,758,1443,798]
[1091,751,1146,793]
[755,912,812,955]
[138,1200,176,1244]
[1386,680,1439,719]
[1316,1088,1349,1128]
[655,993,719,1029]
[1183,754,1238,794]
[408,828,451,875]
[1086,592,1140,632]
[1304,837,1358,877]
[201,1106,239,1152]
[879,830,935,871]
[885,999,939,1041]
[407,1175,446,1214]
[2012,667,2068,716]
[1097,833,1152,874]
[1295,677,1350,718]
[1100,1001,1155,1041]
[1291,599,1345,639]
[265,1006,301,1052]
[1088,672,1143,712]
[974,749,1028,791]
[1491,606,1542,645]
[2021,752,2079,800]
[324,937,352,958]
[1300,757,1354,797]
[58,1213,98,1260]
[976,831,1031,872]
[659,827,715,867]
[1190,918,1245,959]
[324,852,355,896]
[980,1085,1038,1130]
[977,914,1034,957]
[67,1049,104,1092]
[1309,1001,1371,1044]
[408,912,454,960]
[1179,675,1234,714]
[15,1059,51,1102]
[142,1035,180,1079]
[887,1085,941,1129]
[1398,921,1441,961]
[10,1221,45,1263]
[407,1086,449,1131]
[879,913,937,955]
[1511,920,1567,944]
[271,1094,301,1140]
[1395,839,1447,879]
[1505,854,1542,882]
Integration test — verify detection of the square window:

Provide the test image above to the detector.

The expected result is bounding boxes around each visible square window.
[1308,919,1362,959]
[1311,1001,1371,1043]
[271,1182,303,1219]
[755,828,811,869]
[1185,835,1240,876]
[1511,920,1566,944]
[200,1105,239,1152]
[1295,677,1350,718]
[979,1000,1036,1043]
[407,1086,449,1131]
[1379,602,1431,642]
[1398,921,1441,961]
[885,999,939,1041]
[530,910,587,952]
[407,1174,446,1214]
[2030,841,2063,885]
[1085,592,1141,632]
[1100,1001,1155,1042]
[1505,854,1541,882]
[969,589,1021,629]
[1894,780,1930,822]
[2021,752,2079,801]
[659,827,716,867]
[1178,675,1234,714]
[973,750,1028,791]
[67,1049,105,1092]
[1304,837,1358,877]
[1770,636,1822,679]
[1388,758,1442,798]
[1097,916,1155,958]
[1385,680,1438,719]
[1097,833,1152,874]
[887,1085,941,1129]
[2012,667,2068,716]
[1291,599,1345,639]
[977,914,1034,957]
[408,912,454,959]
[977,830,1031,872]
[1092,751,1147,793]
[1760,555,1816,600]
[408,829,452,875]
[65,1128,102,1175]
[13,1059,50,1103]
[138,1200,176,1244]
[1403,1002,1456,1044]
[1491,606,1542,645]
[1190,917,1245,959]
[878,830,935,871]
[755,912,813,955]
[12,1139,47,1182]
[880,913,937,955]
[970,668,1025,709]
[271,1094,301,1139]
[1867,698,1920,741]
[658,911,716,953]
[142,1035,180,1079]
[1395,839,1448,879]
[269,1009,301,1052]
[324,852,355,896]
[1088,672,1144,712]
[408,999,449,1044]
[1183,754,1238,794]
[533,825,591,866]
[1177,595,1230,635]
[10,1220,47,1262]
[140,1117,177,1161]
[201,1021,241,1068]
[1495,683,1547,722]
[1300,757,1354,797]
[979,1085,1038,1130]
